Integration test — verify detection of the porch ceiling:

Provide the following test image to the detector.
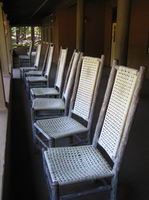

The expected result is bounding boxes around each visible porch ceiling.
[2,0,60,26]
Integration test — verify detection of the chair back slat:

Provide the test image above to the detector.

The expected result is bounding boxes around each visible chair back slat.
[55,48,68,90]
[98,66,138,161]
[44,45,54,77]
[63,51,80,101]
[34,44,41,67]
[72,56,101,120]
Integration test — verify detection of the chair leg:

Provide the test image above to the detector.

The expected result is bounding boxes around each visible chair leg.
[110,175,118,200]
[31,109,36,143]
[51,182,59,200]
[32,125,37,145]
[49,138,55,147]
[69,135,74,145]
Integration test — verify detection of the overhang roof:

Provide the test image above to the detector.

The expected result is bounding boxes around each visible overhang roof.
[2,0,60,26]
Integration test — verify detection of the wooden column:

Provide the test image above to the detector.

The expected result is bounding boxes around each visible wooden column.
[0,65,6,110]
[31,26,35,47]
[7,25,13,72]
[3,14,12,73]
[76,0,84,51]
[115,0,131,65]
[0,3,9,75]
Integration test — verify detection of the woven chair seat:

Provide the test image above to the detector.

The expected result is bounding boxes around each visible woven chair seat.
[32,98,65,111]
[34,116,88,139]
[25,70,43,76]
[19,55,30,59]
[31,51,36,56]
[31,88,59,97]
[44,145,112,185]
[20,67,37,71]
[26,76,47,82]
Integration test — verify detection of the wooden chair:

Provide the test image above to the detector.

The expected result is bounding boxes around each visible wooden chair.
[25,44,54,77]
[33,55,104,149]
[25,45,63,92]
[30,47,68,99]
[18,43,33,67]
[20,43,42,78]
[42,64,145,200]
[31,50,81,121]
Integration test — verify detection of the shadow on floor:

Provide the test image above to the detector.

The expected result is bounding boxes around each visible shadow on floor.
[3,68,149,200]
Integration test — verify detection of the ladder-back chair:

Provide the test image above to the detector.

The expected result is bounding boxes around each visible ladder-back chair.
[33,55,104,149]
[43,64,145,200]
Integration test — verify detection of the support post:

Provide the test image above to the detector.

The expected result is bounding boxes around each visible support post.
[0,3,9,75]
[76,0,84,51]
[31,26,34,47]
[115,0,131,65]
[0,65,6,110]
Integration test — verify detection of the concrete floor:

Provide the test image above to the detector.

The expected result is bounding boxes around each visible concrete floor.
[3,67,149,200]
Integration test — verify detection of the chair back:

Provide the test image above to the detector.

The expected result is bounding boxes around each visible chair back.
[44,44,54,77]
[94,65,144,162]
[63,50,80,102]
[38,42,49,71]
[34,44,41,67]
[27,43,33,57]
[54,47,68,91]
[71,56,104,121]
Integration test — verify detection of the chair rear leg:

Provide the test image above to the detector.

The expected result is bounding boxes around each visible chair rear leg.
[51,182,59,200]
[31,108,36,143]
[49,138,55,147]
[110,175,118,200]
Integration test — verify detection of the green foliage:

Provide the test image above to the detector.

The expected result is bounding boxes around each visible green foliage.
[11,26,41,49]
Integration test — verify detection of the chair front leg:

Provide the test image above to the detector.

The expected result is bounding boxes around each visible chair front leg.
[51,182,60,200]
[49,137,55,147]
[31,108,36,142]
[110,174,118,200]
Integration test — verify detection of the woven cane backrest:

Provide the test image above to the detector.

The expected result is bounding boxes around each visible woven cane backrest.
[72,57,100,120]
[28,43,33,56]
[34,44,41,67]
[55,48,68,89]
[98,66,138,161]
[27,43,33,56]
[40,43,49,71]
[44,45,54,77]
[63,52,80,101]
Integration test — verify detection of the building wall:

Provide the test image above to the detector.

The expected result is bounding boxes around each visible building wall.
[127,0,149,78]
[58,5,76,62]
[41,0,149,78]
[83,0,105,57]
[44,5,76,64]
[104,0,113,66]
[83,0,117,65]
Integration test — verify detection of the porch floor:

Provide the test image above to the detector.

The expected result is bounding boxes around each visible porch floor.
[4,68,149,200]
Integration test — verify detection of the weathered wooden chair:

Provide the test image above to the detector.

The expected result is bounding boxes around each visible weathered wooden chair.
[42,64,145,200]
[18,43,33,67]
[25,47,68,92]
[33,55,104,149]
[25,44,54,77]
[31,50,81,121]
[30,47,69,100]
[20,42,50,80]
[20,43,42,78]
